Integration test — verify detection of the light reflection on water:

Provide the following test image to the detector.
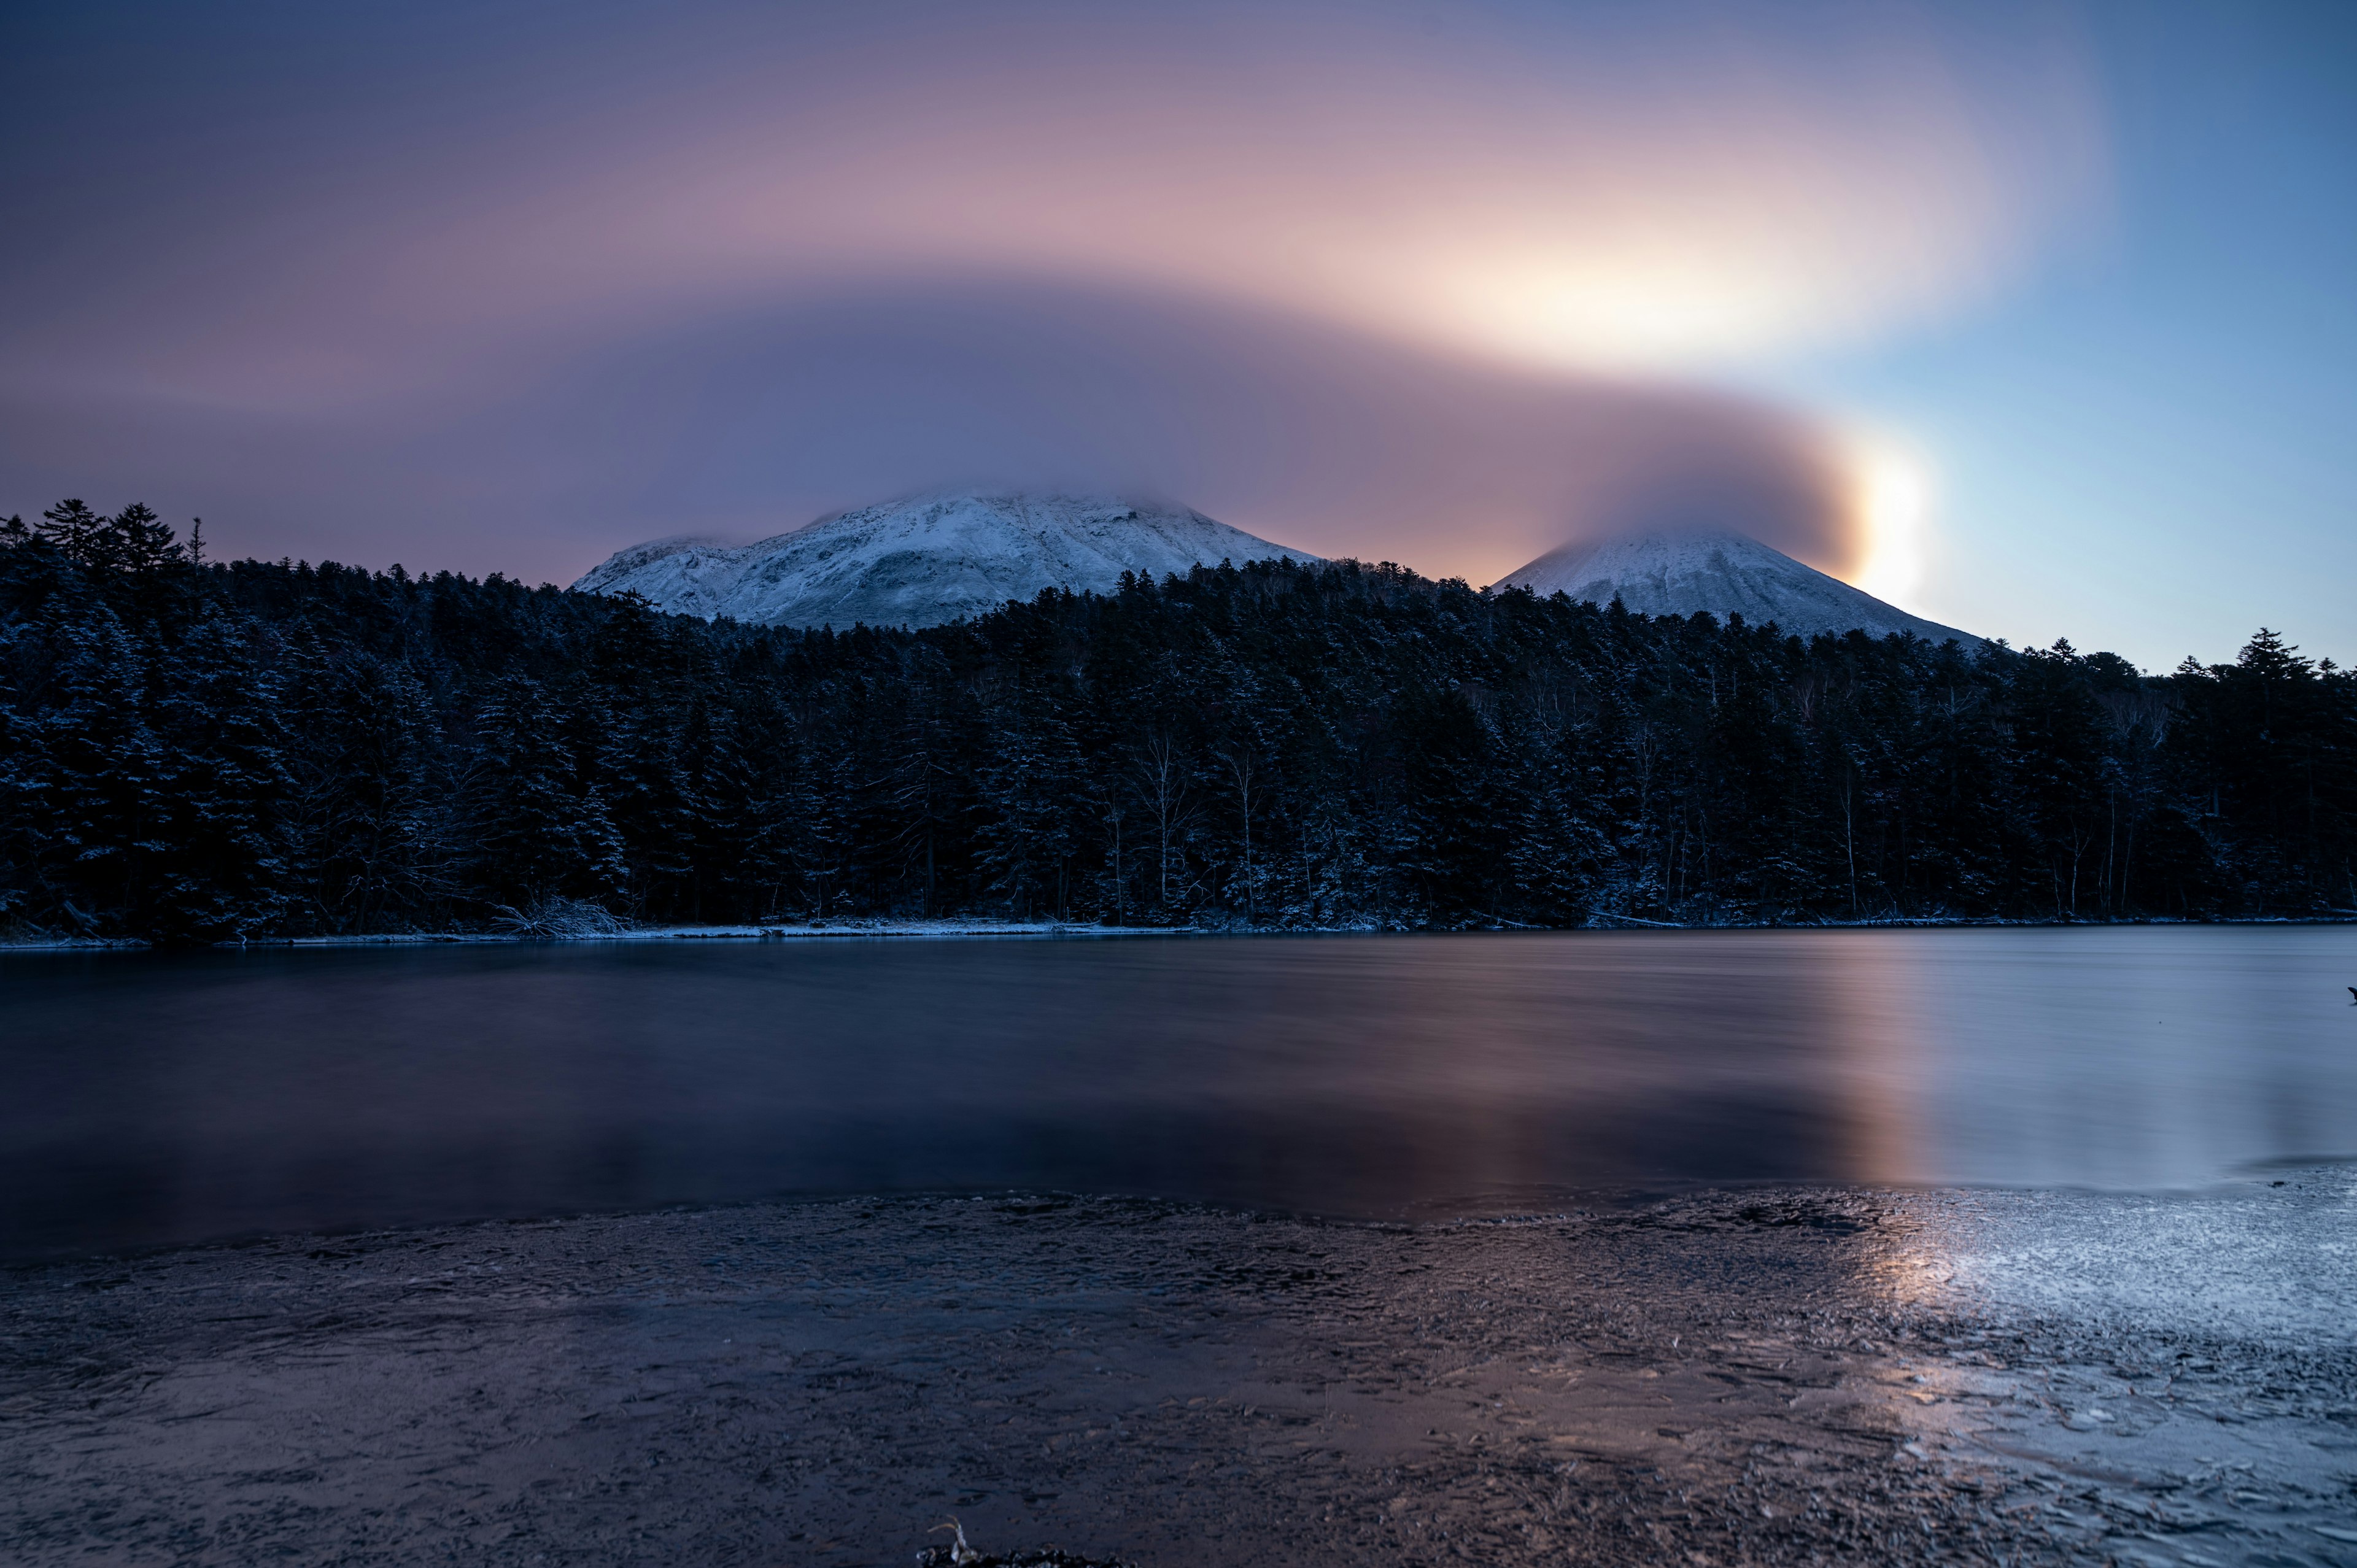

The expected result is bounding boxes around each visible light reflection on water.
[2,927,2352,1257]
[1829,929,2356,1188]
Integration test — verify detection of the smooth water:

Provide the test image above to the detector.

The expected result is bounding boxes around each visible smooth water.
[4,927,2354,1257]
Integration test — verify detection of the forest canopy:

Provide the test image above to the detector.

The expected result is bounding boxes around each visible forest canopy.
[2,500,2351,944]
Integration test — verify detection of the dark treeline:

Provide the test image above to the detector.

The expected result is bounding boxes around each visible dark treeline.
[2,501,2352,944]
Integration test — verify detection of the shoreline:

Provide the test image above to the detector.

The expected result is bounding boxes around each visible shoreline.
[6,910,2355,953]
[5,1176,2351,1566]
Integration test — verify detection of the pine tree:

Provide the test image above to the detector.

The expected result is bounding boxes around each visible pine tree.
[878,677,974,917]
[975,681,1086,918]
[785,721,858,918]
[102,504,185,574]
[675,694,754,922]
[465,674,622,909]
[3,512,2351,934]
[284,639,452,932]
[33,606,173,934]
[1388,684,1506,923]
[0,623,56,930]
[34,499,105,565]
[143,613,298,943]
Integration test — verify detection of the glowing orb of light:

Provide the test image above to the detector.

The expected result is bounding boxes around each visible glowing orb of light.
[1846,433,1936,608]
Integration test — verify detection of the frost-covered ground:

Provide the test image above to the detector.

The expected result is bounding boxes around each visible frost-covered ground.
[4,1174,2351,1566]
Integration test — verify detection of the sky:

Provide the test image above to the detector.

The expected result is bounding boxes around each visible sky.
[2,0,2349,669]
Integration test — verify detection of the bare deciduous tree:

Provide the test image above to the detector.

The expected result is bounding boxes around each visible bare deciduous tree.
[1127,732,1194,911]
[1225,743,1260,921]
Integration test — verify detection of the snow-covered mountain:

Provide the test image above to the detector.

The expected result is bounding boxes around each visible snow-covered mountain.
[573,493,1321,629]
[1493,530,1978,646]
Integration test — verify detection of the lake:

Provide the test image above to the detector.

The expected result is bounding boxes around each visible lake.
[4,927,2353,1259]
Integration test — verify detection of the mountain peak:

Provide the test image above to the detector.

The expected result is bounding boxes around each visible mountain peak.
[574,492,1320,628]
[1493,528,1977,646]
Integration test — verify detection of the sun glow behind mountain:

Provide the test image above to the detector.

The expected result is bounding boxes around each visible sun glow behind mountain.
[0,0,2111,612]
[1847,435,1938,608]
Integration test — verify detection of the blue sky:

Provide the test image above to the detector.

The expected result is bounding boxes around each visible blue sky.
[1760,1,2356,666]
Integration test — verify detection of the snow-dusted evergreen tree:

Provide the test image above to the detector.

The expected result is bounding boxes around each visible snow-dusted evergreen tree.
[878,670,975,917]
[466,674,623,906]
[283,636,452,933]
[145,613,298,941]
[28,606,171,933]
[975,676,1086,918]
[1387,684,1504,923]
[783,708,859,918]
[4,498,2352,938]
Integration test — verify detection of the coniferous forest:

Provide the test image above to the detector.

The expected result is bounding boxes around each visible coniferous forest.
[2,501,2351,944]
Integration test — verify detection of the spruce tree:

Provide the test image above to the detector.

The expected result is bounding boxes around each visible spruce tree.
[38,608,172,935]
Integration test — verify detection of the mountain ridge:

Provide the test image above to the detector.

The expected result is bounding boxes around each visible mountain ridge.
[574,493,1320,629]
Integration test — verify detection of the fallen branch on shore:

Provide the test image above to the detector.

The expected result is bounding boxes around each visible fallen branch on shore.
[918,1518,1131,1567]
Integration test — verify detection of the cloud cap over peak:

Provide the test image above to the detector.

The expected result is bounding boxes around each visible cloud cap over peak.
[1,0,2104,600]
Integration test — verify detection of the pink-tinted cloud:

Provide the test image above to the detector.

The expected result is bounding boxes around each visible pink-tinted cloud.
[3,276,1854,587]
[0,1,2104,587]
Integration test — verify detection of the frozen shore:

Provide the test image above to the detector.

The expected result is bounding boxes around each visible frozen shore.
[0,918,1180,952]
[5,1174,2353,1566]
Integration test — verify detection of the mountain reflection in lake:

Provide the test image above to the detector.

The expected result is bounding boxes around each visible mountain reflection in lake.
[4,928,2352,1257]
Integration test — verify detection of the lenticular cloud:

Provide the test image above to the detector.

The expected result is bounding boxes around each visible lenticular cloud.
[0,0,2103,587]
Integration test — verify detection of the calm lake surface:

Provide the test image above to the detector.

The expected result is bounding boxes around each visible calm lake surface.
[4,927,2353,1258]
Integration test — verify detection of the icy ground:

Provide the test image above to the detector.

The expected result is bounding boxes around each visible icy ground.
[4,1174,2352,1566]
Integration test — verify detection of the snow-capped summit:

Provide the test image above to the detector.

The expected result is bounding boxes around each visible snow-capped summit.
[573,492,1321,629]
[1492,529,1978,646]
